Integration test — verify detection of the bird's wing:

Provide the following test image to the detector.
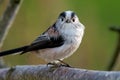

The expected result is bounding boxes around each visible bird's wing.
[21,25,64,54]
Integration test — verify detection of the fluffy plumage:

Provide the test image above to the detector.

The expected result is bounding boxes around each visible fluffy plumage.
[0,10,85,63]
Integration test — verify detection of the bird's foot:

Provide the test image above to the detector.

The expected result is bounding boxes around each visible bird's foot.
[57,59,71,67]
[47,60,71,68]
[47,60,72,72]
[47,62,63,67]
[47,62,62,72]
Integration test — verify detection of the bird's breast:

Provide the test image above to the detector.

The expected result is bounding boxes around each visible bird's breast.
[35,38,80,63]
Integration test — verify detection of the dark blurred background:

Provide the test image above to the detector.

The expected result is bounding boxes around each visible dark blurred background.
[0,0,119,70]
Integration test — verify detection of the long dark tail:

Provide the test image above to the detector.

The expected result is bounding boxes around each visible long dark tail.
[0,46,29,57]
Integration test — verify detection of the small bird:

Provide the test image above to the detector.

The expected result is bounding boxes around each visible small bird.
[0,11,85,66]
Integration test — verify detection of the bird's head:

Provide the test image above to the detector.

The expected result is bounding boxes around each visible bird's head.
[55,10,84,36]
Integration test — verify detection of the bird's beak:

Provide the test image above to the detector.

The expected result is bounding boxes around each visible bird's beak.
[66,19,71,23]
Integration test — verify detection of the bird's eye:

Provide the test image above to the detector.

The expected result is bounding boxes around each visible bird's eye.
[61,17,64,22]
[72,18,75,22]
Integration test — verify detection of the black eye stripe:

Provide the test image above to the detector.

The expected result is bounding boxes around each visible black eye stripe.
[59,11,76,19]
[59,12,66,18]
[71,12,75,18]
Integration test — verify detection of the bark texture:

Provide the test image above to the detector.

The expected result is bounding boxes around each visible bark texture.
[0,65,120,80]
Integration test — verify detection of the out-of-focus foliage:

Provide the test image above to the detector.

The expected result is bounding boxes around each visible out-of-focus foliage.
[0,0,120,70]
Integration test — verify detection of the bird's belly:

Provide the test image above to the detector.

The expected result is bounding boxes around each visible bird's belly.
[35,43,78,63]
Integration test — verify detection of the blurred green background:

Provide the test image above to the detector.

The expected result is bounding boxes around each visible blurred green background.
[0,0,120,70]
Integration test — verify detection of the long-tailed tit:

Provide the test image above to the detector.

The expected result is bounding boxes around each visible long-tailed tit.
[0,11,85,65]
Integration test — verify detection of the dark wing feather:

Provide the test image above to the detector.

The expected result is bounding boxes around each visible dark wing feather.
[21,35,64,54]
[21,23,64,54]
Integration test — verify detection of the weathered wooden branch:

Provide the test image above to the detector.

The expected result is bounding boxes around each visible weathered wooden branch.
[0,65,119,80]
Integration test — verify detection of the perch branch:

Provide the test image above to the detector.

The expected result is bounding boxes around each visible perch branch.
[0,65,120,80]
[107,26,120,71]
[0,0,23,68]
